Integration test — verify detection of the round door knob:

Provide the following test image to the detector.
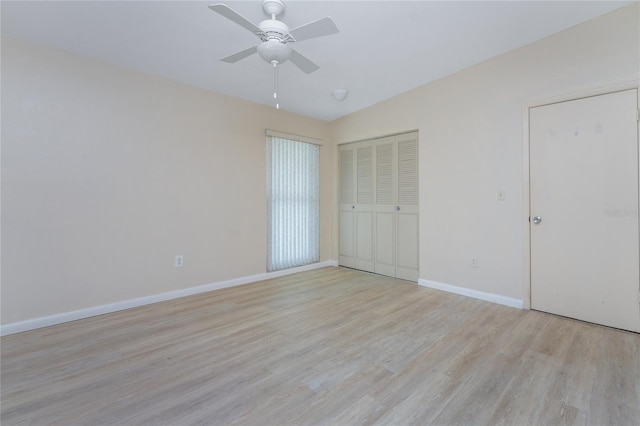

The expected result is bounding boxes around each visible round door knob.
[396,206,400,211]
[532,216,542,224]
[352,205,355,209]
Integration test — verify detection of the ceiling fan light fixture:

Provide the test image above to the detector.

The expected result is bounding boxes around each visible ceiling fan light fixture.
[331,89,349,101]
[258,39,292,64]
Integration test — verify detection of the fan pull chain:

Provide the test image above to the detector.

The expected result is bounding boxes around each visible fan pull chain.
[272,60,279,110]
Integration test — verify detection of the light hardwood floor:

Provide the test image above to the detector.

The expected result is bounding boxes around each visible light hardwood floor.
[2,267,639,425]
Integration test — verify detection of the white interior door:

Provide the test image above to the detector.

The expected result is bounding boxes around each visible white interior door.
[530,89,640,332]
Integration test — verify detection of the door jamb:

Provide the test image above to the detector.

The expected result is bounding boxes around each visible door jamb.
[521,80,639,310]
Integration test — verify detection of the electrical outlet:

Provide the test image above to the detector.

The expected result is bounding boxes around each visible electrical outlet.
[471,258,478,268]
[175,255,184,267]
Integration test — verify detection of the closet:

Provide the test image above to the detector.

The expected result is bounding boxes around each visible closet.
[339,131,419,281]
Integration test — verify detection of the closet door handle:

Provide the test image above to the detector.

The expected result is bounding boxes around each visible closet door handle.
[352,205,355,209]
[396,206,400,211]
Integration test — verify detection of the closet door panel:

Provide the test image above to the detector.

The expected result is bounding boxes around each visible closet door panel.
[395,134,419,281]
[375,212,396,277]
[397,137,418,206]
[374,141,396,276]
[355,146,375,272]
[355,211,374,271]
[338,148,356,267]
[357,146,374,204]
[396,212,419,281]
[375,143,394,204]
[339,211,355,266]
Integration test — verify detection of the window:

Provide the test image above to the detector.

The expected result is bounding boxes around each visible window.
[267,131,320,272]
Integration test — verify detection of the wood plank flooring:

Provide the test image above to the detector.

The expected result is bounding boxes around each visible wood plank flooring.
[2,266,639,425]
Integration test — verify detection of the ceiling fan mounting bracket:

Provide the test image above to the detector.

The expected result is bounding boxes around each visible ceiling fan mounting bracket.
[262,0,285,19]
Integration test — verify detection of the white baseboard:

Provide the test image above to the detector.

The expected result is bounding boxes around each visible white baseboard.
[418,278,523,309]
[1,260,339,336]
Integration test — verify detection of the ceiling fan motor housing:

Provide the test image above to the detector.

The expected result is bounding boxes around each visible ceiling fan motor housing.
[257,19,292,42]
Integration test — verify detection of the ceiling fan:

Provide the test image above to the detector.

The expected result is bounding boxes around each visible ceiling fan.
[208,0,339,74]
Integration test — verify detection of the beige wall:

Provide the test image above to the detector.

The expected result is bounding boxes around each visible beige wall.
[1,38,334,325]
[332,5,639,300]
[2,4,638,326]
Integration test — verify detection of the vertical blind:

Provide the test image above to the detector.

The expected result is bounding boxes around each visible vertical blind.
[267,134,320,272]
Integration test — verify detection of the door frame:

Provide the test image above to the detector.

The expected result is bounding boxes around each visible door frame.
[521,80,639,310]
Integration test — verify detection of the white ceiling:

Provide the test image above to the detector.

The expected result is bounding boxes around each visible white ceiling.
[1,1,633,121]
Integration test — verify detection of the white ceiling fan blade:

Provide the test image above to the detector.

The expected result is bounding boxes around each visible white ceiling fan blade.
[289,17,339,42]
[208,4,262,35]
[289,49,320,74]
[221,46,258,63]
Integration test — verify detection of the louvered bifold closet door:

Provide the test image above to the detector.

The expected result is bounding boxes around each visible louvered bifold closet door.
[355,146,375,272]
[374,139,397,277]
[339,147,356,267]
[395,133,419,281]
[338,132,419,280]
